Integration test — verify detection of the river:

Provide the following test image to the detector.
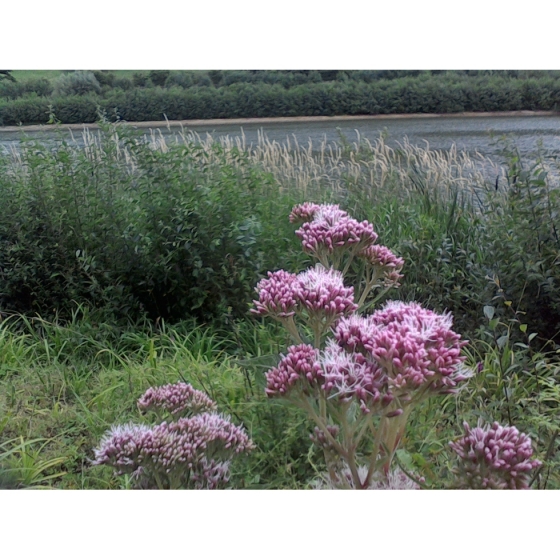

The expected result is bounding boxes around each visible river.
[1,113,560,164]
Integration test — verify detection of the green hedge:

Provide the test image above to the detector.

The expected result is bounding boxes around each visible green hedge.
[2,75,560,126]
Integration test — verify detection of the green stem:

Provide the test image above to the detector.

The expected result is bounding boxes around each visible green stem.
[300,398,346,459]
[339,405,362,488]
[280,316,304,345]
[364,417,387,488]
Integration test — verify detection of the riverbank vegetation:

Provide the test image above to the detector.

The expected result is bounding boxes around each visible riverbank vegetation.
[0,121,558,489]
[1,70,560,126]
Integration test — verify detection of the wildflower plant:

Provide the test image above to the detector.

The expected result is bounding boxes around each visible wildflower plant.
[253,203,540,489]
[93,382,254,489]
[449,421,541,489]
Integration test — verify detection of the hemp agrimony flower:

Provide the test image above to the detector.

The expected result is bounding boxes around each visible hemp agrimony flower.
[292,203,378,270]
[138,382,217,420]
[265,344,323,397]
[289,202,322,224]
[450,421,541,489]
[256,203,537,490]
[295,265,357,332]
[93,383,253,489]
[252,269,301,319]
[366,301,470,396]
[256,204,478,489]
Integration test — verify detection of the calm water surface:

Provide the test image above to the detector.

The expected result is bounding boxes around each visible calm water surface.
[2,114,560,164]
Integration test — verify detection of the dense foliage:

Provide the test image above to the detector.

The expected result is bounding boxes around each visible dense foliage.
[0,122,307,324]
[1,71,560,126]
[0,123,559,490]
[1,122,560,341]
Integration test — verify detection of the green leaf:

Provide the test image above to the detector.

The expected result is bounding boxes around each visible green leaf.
[497,335,509,349]
[483,305,495,320]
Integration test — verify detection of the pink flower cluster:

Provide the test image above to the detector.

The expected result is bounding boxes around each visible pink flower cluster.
[359,244,404,286]
[252,265,357,323]
[450,421,541,489]
[295,205,378,258]
[252,270,300,318]
[360,244,404,270]
[138,382,217,419]
[289,202,322,224]
[289,203,404,294]
[265,341,391,413]
[94,383,254,489]
[297,266,357,322]
[320,340,391,413]
[334,302,470,396]
[265,301,469,409]
[265,344,322,396]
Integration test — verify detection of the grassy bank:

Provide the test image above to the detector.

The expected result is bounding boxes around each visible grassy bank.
[0,121,559,489]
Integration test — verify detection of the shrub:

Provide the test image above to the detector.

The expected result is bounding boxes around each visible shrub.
[2,73,560,126]
[0,77,53,100]
[92,71,116,87]
[148,70,170,87]
[0,120,306,323]
[132,72,150,87]
[208,70,223,87]
[164,71,194,89]
[112,76,133,91]
[52,71,101,97]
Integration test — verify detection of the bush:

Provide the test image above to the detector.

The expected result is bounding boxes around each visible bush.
[112,76,133,91]
[148,70,171,87]
[92,71,116,87]
[52,71,101,97]
[164,71,195,89]
[132,72,151,87]
[0,96,51,125]
[0,120,307,323]
[3,73,560,126]
[0,78,53,100]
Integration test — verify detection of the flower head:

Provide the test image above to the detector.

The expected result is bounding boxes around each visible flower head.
[450,421,541,489]
[359,244,404,286]
[93,423,152,476]
[333,314,378,354]
[360,244,404,270]
[289,202,322,224]
[252,269,301,318]
[265,344,323,397]
[320,340,390,412]
[93,413,254,489]
[366,301,470,395]
[138,382,217,419]
[296,265,357,323]
[296,215,378,259]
